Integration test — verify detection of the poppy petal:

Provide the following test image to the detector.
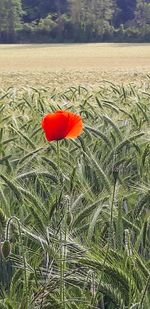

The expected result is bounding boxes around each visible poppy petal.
[41,110,83,142]
[42,111,69,141]
[65,113,83,138]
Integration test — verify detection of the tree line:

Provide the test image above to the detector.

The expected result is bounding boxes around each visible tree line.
[0,0,150,43]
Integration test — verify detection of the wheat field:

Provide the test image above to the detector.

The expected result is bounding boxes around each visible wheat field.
[0,43,150,89]
[0,43,150,309]
[1,83,150,308]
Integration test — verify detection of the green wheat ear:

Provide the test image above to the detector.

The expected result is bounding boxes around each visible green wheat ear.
[2,240,11,259]
[0,303,7,309]
[0,208,7,236]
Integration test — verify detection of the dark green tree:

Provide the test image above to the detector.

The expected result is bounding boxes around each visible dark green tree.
[0,0,150,43]
[68,0,115,41]
[115,0,137,26]
[135,0,150,26]
[22,0,68,22]
[0,0,23,42]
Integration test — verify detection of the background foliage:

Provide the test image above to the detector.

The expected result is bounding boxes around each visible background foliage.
[0,0,150,43]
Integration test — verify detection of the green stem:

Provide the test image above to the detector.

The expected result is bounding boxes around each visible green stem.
[103,179,117,270]
[57,140,61,184]
[93,180,117,306]
[128,258,132,309]
[6,216,28,307]
[109,180,116,248]
[138,274,150,309]
[125,229,132,309]
[57,141,65,308]
[60,228,65,307]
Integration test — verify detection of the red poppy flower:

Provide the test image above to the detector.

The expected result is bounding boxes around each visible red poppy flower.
[41,110,83,142]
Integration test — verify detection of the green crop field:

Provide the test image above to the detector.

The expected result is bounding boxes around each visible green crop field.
[0,44,150,309]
